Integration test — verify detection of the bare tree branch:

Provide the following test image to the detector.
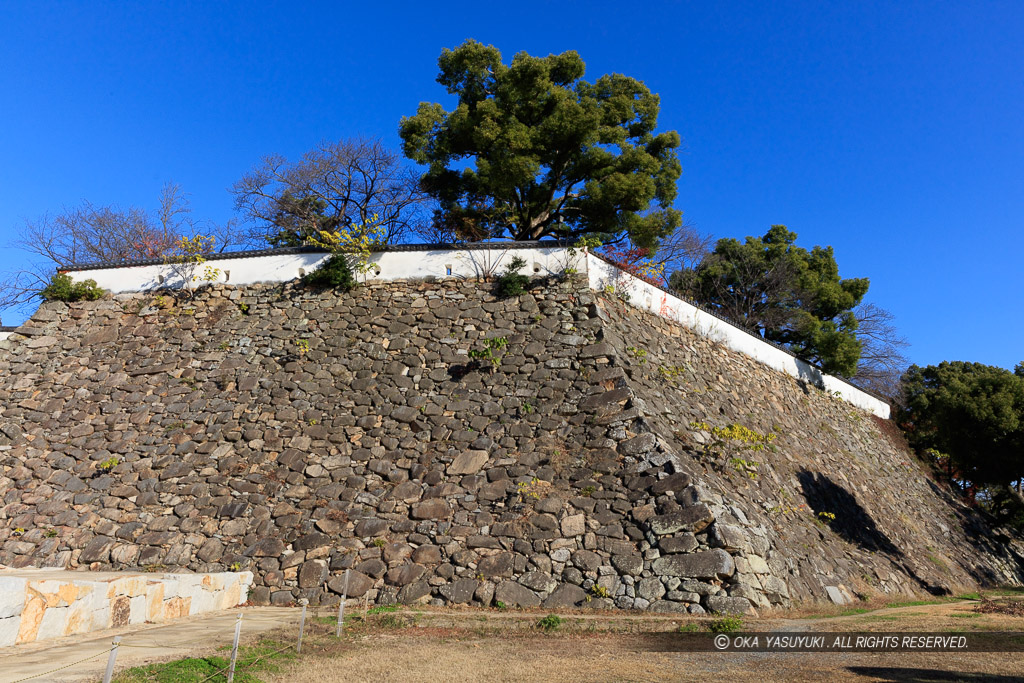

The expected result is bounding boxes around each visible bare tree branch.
[0,182,242,323]
[232,137,433,247]
[851,302,911,400]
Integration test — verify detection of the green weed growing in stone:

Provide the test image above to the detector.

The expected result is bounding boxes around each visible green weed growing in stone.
[372,538,387,548]
[97,457,119,473]
[294,338,310,357]
[590,584,611,599]
[536,614,563,632]
[517,478,543,503]
[691,421,774,479]
[657,364,687,385]
[626,346,647,364]
[469,336,508,371]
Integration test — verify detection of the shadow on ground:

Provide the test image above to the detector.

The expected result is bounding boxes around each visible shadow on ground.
[847,666,1024,682]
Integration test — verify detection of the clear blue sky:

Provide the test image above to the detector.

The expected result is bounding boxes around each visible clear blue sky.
[1,1,1021,371]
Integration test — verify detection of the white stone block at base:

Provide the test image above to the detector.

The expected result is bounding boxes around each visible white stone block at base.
[0,616,21,647]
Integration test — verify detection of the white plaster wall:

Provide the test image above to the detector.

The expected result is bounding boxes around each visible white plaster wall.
[585,253,890,419]
[68,246,581,294]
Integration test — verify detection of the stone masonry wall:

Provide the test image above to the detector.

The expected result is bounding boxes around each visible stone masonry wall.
[0,276,1021,616]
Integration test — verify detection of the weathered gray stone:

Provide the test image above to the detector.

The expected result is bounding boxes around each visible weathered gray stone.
[519,572,557,594]
[542,584,588,608]
[440,578,478,604]
[652,549,735,579]
[705,595,755,615]
[648,600,689,613]
[659,534,699,554]
[449,451,489,475]
[709,523,748,552]
[611,554,643,576]
[411,499,451,520]
[637,577,666,602]
[354,518,389,537]
[328,570,374,598]
[560,514,586,537]
[649,504,714,535]
[494,581,540,608]
[477,552,513,578]
[299,560,328,589]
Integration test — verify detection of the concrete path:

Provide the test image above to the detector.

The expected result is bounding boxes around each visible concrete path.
[0,607,300,683]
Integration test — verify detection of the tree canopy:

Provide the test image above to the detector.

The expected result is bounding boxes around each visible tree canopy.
[899,361,1024,490]
[669,225,869,376]
[399,40,682,248]
[232,137,430,248]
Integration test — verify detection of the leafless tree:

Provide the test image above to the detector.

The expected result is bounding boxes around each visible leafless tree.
[851,302,911,400]
[645,221,713,276]
[232,137,432,247]
[0,182,238,320]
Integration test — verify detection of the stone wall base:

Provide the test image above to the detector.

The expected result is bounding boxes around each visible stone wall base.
[0,569,252,646]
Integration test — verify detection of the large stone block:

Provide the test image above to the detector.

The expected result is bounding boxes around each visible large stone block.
[449,451,489,475]
[0,578,27,618]
[651,549,735,580]
[649,504,714,535]
[494,581,540,608]
[705,595,755,616]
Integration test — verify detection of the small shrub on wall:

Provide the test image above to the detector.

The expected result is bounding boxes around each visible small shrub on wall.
[40,273,105,302]
[304,255,357,292]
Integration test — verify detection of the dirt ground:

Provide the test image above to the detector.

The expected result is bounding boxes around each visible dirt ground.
[257,597,1024,683]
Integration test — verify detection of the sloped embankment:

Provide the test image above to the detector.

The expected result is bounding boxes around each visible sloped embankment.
[596,295,1024,601]
[0,276,1020,615]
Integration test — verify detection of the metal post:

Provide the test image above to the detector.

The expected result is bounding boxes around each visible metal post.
[226,612,242,683]
[296,604,307,654]
[336,569,350,637]
[102,636,121,683]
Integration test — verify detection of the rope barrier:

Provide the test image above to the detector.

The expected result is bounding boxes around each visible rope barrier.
[6,606,319,683]
[8,648,112,683]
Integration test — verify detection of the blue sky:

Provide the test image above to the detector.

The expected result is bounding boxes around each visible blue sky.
[1,1,1021,371]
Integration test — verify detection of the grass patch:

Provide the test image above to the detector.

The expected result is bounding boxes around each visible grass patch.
[883,599,949,609]
[536,614,563,632]
[367,605,399,615]
[950,613,983,619]
[708,616,743,633]
[112,639,294,683]
[956,592,982,601]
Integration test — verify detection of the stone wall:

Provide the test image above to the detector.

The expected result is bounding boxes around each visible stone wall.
[0,569,252,645]
[0,276,1020,616]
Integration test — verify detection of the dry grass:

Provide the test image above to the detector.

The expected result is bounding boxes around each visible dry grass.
[257,596,1024,683]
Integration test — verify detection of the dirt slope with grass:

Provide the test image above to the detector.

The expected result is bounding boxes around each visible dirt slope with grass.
[0,275,1021,617]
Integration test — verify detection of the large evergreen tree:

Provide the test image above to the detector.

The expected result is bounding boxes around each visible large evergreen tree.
[670,225,869,376]
[399,40,683,248]
[899,361,1024,491]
